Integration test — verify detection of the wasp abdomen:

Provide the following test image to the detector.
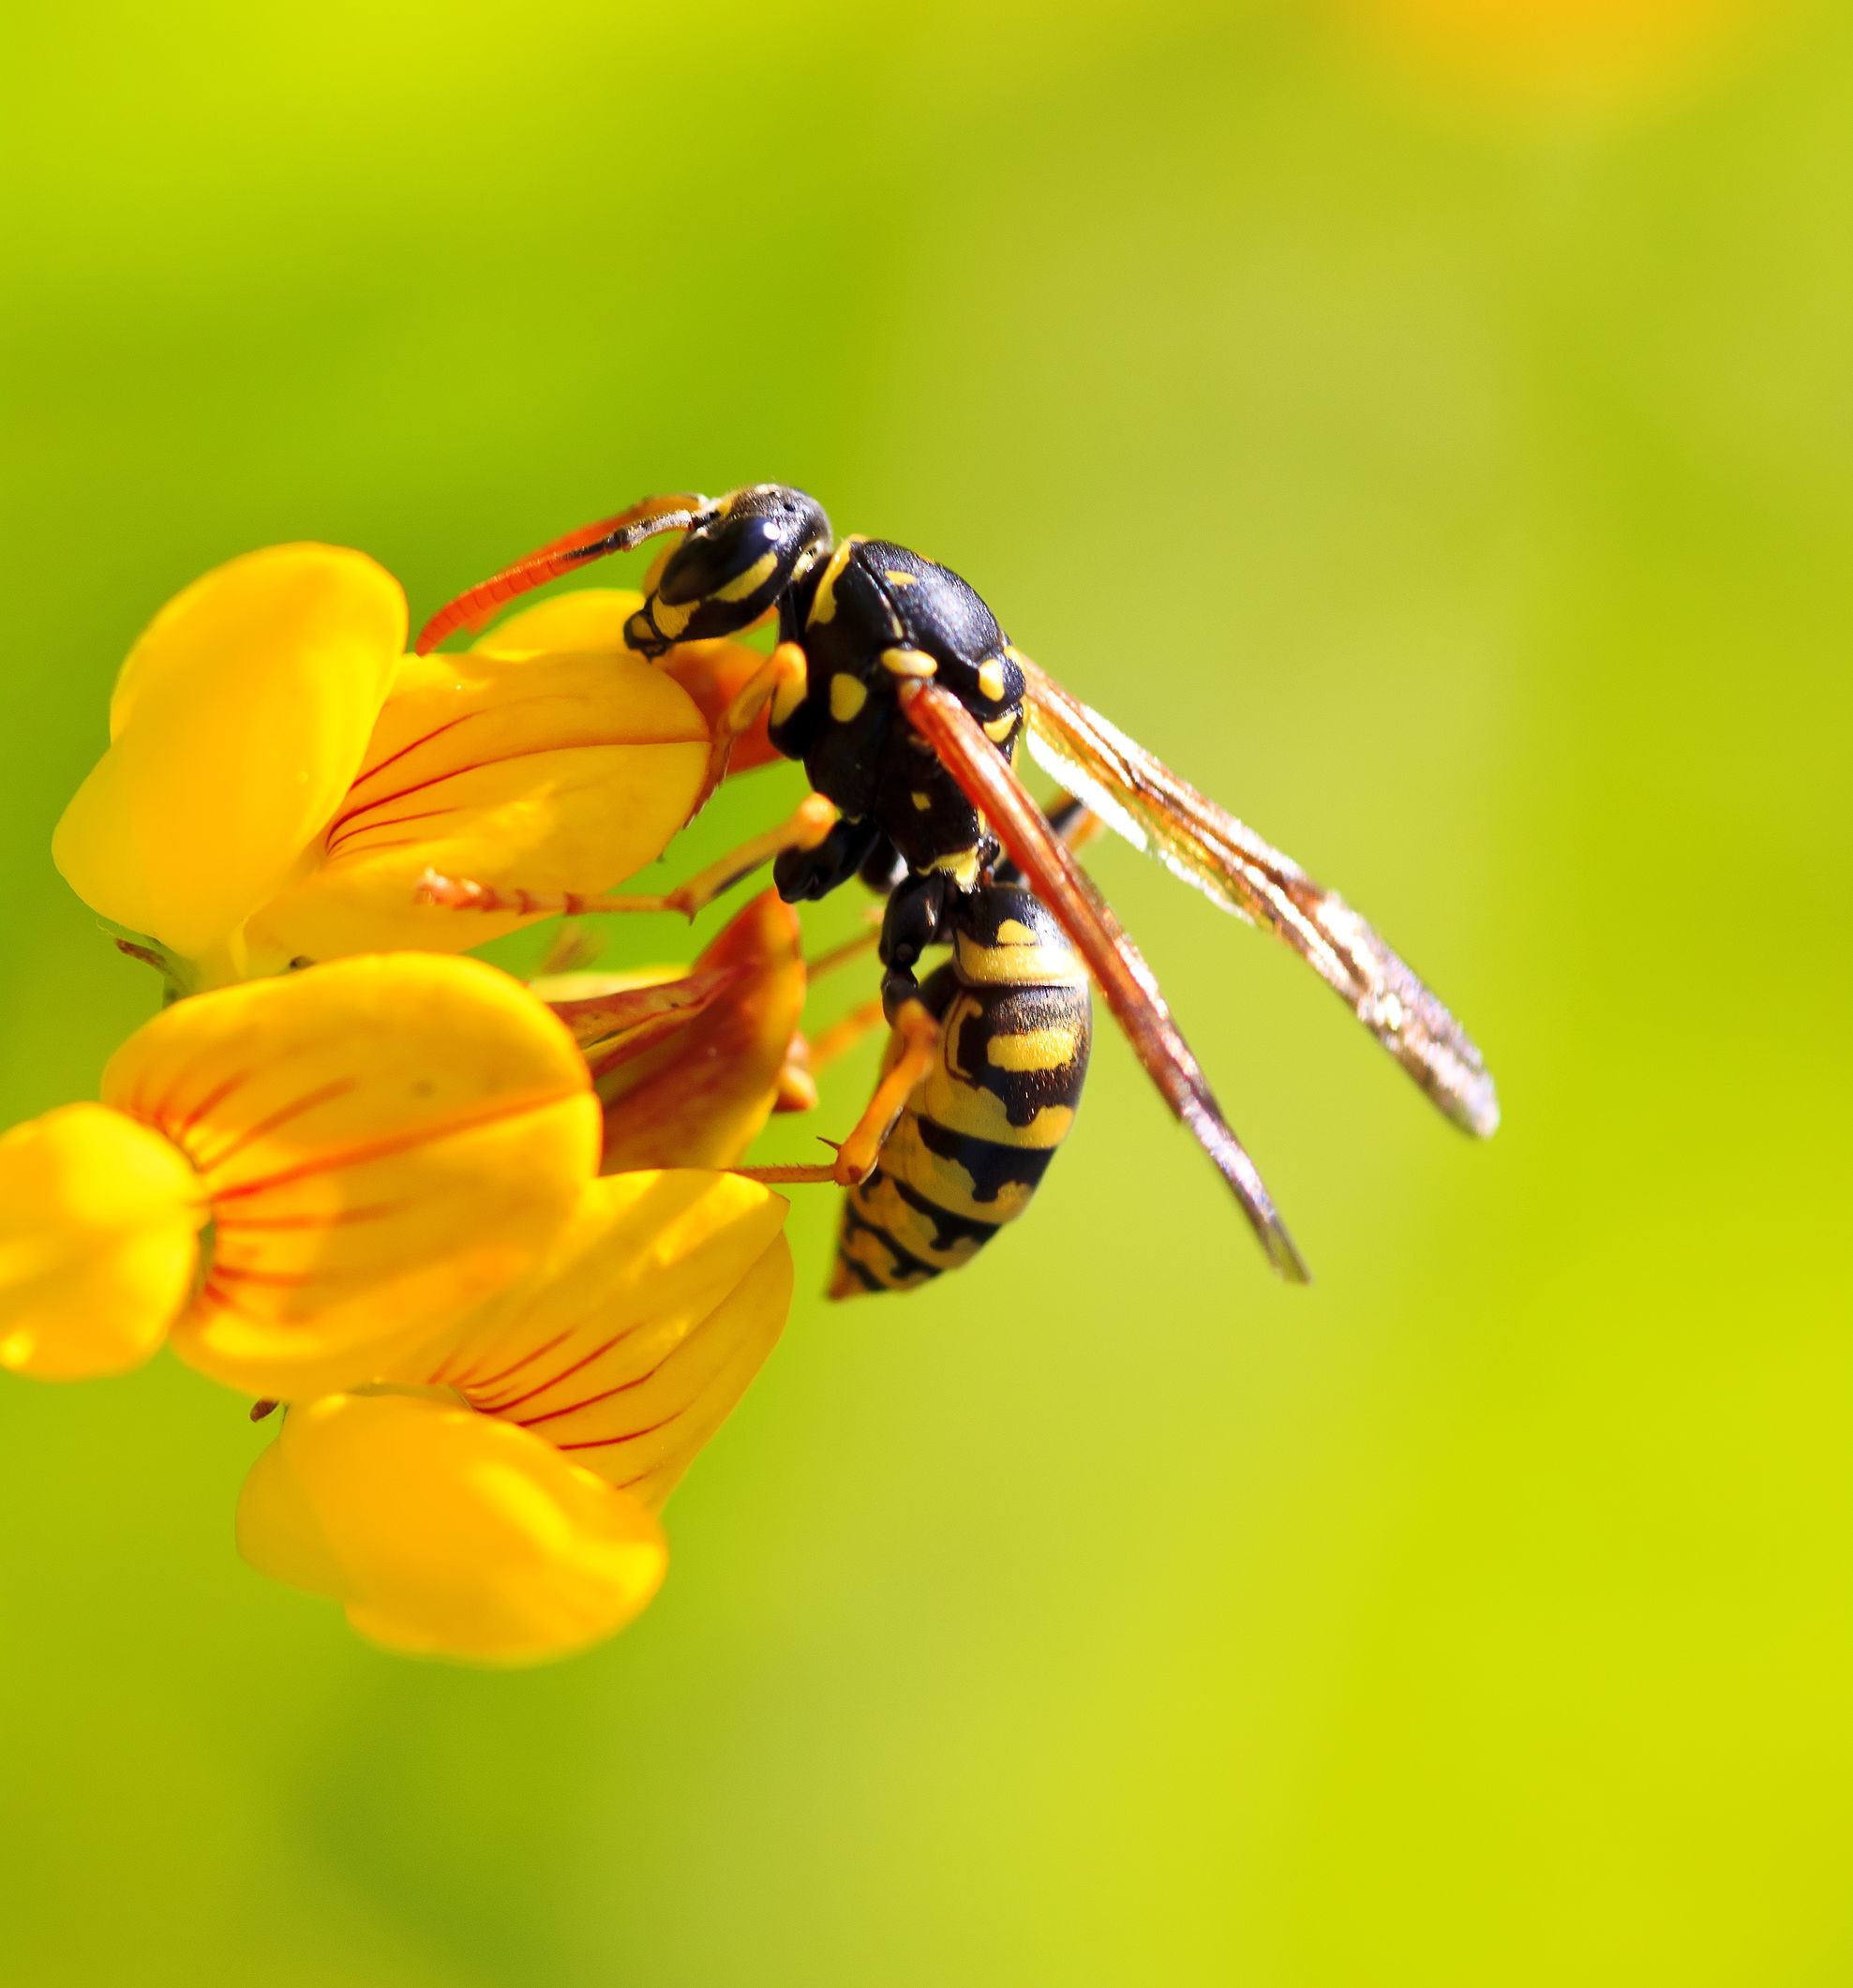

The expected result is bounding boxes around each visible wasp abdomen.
[833,891,1092,1298]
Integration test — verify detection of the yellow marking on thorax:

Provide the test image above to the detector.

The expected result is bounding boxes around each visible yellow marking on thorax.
[880,647,937,679]
[714,547,778,603]
[770,657,810,727]
[883,569,919,588]
[806,536,863,626]
[911,790,933,811]
[926,847,981,890]
[976,657,1008,701]
[829,673,868,723]
[985,1026,1081,1073]
[981,712,1016,742]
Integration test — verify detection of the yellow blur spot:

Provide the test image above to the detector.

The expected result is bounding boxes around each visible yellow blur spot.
[1343,0,1755,113]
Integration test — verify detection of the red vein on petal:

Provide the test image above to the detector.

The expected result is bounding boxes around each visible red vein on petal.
[192,1077,359,1177]
[212,1202,405,1233]
[322,727,709,846]
[486,1321,650,1415]
[516,1363,662,1427]
[349,713,479,790]
[172,1067,255,1134]
[556,1412,683,1451]
[197,1279,267,1319]
[208,1084,580,1203]
[322,806,458,860]
[449,1328,574,1396]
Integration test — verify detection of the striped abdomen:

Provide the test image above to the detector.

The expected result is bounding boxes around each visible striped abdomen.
[832,890,1092,1298]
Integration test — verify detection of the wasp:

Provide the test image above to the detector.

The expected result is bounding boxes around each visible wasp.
[416,484,1500,1288]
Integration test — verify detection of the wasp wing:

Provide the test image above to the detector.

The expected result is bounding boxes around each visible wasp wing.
[901,680,1310,1284]
[1020,661,1499,1139]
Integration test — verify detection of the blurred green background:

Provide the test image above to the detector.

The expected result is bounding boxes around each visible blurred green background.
[3,2,1848,1981]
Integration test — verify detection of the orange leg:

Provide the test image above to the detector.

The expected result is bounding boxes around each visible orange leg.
[803,925,882,982]
[735,999,939,1189]
[693,640,808,809]
[806,995,887,1074]
[417,791,840,923]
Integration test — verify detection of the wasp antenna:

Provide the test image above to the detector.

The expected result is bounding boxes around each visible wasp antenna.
[413,491,710,653]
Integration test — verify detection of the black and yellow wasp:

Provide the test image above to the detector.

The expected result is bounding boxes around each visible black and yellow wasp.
[416,483,1499,1292]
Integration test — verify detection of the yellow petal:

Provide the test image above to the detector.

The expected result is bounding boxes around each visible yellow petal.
[237,1388,666,1664]
[470,588,643,657]
[572,892,809,1171]
[102,954,598,1400]
[53,546,405,967]
[475,589,783,781]
[0,1103,205,1380]
[425,1172,792,1510]
[243,649,709,967]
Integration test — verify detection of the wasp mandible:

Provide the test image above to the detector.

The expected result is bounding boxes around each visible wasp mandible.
[416,484,1500,1290]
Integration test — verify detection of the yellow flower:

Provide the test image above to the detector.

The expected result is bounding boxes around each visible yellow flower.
[470,587,785,796]
[0,954,598,1397]
[53,546,717,989]
[543,889,811,1172]
[228,897,799,1667]
[236,1154,793,1665]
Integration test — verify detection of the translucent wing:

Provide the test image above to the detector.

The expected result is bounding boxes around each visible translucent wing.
[1021,660,1499,1139]
[901,680,1310,1284]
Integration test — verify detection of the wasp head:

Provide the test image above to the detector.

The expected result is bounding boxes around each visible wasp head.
[625,485,832,655]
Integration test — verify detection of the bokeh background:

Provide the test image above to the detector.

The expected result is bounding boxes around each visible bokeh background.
[3,3,1847,1981]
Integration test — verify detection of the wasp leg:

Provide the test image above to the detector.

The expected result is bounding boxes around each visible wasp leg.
[807,995,888,1074]
[774,815,885,903]
[735,998,939,1188]
[417,792,840,922]
[689,640,808,815]
[769,946,886,1116]
[827,999,940,1185]
[877,871,951,1018]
